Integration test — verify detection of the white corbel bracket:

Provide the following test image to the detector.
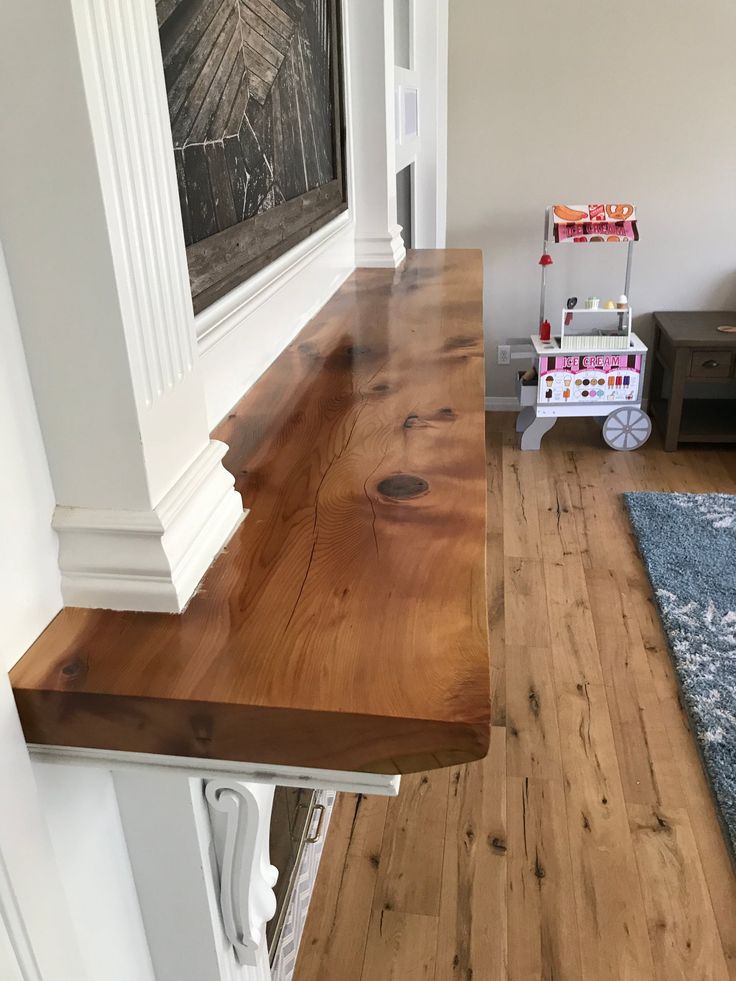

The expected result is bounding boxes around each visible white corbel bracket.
[205,780,278,968]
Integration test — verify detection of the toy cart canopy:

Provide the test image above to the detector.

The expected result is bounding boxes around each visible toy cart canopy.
[551,204,639,243]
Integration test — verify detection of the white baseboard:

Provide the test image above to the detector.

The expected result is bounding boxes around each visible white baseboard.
[485,396,520,411]
[355,225,407,267]
[53,440,244,613]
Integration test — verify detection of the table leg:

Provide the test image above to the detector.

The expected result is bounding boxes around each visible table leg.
[664,349,688,452]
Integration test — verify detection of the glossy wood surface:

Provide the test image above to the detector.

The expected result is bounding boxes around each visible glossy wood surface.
[11,250,490,774]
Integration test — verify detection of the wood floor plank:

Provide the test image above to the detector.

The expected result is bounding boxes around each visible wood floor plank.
[623,570,685,715]
[487,428,507,726]
[295,793,388,981]
[543,554,605,688]
[486,426,504,539]
[503,434,543,559]
[665,717,736,978]
[436,726,507,981]
[628,804,731,981]
[568,448,643,579]
[360,909,438,981]
[507,776,583,981]
[535,456,580,562]
[505,557,551,649]
[586,568,682,808]
[372,770,450,918]
[555,680,657,980]
[505,646,563,782]
[488,533,507,727]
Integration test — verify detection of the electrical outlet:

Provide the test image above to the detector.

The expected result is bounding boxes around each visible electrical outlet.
[497,344,511,365]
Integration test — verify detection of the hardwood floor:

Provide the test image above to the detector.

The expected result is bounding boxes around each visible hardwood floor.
[295,413,736,981]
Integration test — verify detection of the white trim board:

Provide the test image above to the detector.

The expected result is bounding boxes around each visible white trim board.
[485,396,520,411]
[28,745,401,798]
[53,440,245,613]
[194,212,353,353]
[197,215,356,431]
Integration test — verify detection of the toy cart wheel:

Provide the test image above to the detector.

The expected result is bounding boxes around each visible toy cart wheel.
[602,406,651,451]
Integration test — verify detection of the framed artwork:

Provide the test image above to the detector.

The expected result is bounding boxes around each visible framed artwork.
[157,0,348,313]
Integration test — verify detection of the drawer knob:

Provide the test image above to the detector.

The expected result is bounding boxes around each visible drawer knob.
[702,359,720,369]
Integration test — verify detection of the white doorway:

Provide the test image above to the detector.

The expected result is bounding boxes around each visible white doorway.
[393,0,448,249]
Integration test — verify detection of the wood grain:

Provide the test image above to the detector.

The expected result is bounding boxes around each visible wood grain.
[10,251,491,776]
[295,416,736,981]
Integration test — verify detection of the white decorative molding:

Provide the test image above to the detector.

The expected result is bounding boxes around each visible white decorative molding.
[485,396,521,411]
[205,780,278,969]
[355,226,407,268]
[53,440,244,613]
[72,0,194,406]
[196,212,353,352]
[28,744,402,798]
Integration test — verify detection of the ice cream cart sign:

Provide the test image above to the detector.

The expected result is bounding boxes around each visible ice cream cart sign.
[538,354,642,405]
[542,354,639,374]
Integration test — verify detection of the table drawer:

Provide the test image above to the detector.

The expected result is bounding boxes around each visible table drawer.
[689,350,734,379]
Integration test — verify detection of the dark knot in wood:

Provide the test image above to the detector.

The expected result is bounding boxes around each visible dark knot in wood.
[445,335,476,350]
[60,657,87,684]
[377,474,429,500]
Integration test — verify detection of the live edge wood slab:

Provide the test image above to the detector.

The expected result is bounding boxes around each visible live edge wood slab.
[11,250,490,775]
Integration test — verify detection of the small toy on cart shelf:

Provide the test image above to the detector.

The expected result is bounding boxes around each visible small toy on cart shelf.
[585,297,600,310]
[617,294,628,310]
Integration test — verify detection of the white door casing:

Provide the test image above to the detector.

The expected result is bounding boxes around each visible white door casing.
[393,0,449,250]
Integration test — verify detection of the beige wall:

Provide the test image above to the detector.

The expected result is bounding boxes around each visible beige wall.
[447,0,736,398]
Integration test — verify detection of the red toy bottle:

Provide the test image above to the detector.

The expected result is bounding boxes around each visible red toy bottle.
[540,319,551,342]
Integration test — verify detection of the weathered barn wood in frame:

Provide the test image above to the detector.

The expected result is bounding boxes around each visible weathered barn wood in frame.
[157,0,347,311]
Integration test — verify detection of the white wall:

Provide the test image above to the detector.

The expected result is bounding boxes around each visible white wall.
[447,0,736,398]
[0,244,90,979]
[33,764,156,981]
[0,242,62,671]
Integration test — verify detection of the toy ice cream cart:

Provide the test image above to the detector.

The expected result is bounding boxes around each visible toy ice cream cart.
[517,203,652,451]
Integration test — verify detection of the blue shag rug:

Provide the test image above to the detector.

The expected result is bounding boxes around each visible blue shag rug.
[625,492,736,860]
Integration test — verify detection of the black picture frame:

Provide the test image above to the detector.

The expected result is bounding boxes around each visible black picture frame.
[158,0,348,314]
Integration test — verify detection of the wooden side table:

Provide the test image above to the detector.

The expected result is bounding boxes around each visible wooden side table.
[650,312,736,450]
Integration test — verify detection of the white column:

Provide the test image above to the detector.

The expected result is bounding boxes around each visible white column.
[347,0,406,267]
[0,1,243,612]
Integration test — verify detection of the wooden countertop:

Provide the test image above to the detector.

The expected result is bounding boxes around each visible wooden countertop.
[11,250,490,775]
